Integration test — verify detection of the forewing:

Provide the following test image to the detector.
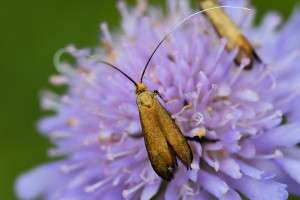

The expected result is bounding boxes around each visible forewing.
[138,101,176,181]
[154,98,193,169]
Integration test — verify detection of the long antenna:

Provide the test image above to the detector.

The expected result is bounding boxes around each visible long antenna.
[139,5,251,83]
[88,55,137,86]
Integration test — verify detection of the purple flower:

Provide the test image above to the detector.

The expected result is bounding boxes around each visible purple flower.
[15,0,300,199]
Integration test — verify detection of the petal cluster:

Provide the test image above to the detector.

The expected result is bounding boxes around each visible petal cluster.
[16,0,300,200]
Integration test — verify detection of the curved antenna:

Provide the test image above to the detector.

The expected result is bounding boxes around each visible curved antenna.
[88,55,137,87]
[139,5,251,83]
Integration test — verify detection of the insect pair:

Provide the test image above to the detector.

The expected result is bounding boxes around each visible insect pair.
[89,0,259,181]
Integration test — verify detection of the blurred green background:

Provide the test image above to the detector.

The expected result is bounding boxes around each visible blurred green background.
[1,0,300,199]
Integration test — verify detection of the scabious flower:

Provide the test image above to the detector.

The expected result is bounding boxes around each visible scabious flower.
[15,0,300,199]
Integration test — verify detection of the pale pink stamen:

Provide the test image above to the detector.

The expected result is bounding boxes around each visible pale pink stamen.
[238,110,282,126]
[229,58,251,87]
[61,162,86,173]
[207,38,228,76]
[49,75,69,86]
[49,131,70,140]
[107,147,139,161]
[122,182,145,198]
[255,149,283,159]
[84,177,112,193]
[100,22,113,44]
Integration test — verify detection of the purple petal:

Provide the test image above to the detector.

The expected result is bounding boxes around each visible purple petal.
[235,159,275,180]
[165,181,179,200]
[237,139,256,158]
[219,130,241,143]
[252,123,300,151]
[141,183,160,200]
[219,157,242,179]
[219,188,241,200]
[229,175,288,200]
[194,190,215,200]
[236,89,260,102]
[188,168,198,182]
[198,170,229,198]
[217,83,231,97]
[189,156,200,182]
[94,185,124,200]
[249,159,300,195]
[276,156,300,184]
[15,163,62,200]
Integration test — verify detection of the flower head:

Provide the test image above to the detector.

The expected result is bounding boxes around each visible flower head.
[16,0,300,199]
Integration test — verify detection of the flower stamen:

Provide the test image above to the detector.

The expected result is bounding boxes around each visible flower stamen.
[229,58,250,87]
[185,184,200,196]
[207,38,227,76]
[254,110,283,125]
[84,177,112,193]
[49,75,69,86]
[255,149,283,159]
[238,110,282,126]
[60,162,86,173]
[100,23,113,45]
[107,147,139,161]
[47,148,69,157]
[49,131,70,140]
[275,89,300,108]
[248,65,277,91]
[40,91,61,111]
[191,112,204,127]
[140,167,150,183]
[122,182,145,198]
[112,174,124,186]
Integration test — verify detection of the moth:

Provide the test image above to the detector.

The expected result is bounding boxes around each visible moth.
[91,56,193,181]
[90,5,249,181]
[198,0,261,69]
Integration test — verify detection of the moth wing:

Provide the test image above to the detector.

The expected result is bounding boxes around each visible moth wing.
[138,101,176,181]
[154,98,193,169]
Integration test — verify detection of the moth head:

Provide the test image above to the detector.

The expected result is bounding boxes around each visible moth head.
[135,82,148,95]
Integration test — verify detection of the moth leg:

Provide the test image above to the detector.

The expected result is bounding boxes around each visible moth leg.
[154,90,167,103]
[252,48,262,63]
[185,136,219,144]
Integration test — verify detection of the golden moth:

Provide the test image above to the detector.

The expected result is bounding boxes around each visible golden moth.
[136,84,193,181]
[198,0,261,69]
[89,59,193,181]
